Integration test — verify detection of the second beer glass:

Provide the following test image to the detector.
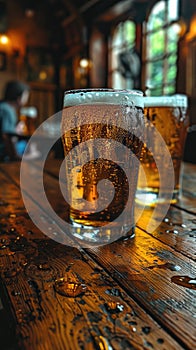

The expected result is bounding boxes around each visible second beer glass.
[136,94,189,207]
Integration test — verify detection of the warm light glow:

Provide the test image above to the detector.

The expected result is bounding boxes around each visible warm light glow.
[39,71,47,80]
[79,58,90,69]
[0,34,9,45]
[186,14,196,40]
[25,9,35,18]
[172,23,181,35]
[172,20,187,37]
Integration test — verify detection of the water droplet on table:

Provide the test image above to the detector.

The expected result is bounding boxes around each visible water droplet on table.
[142,326,151,334]
[165,229,179,234]
[171,276,196,289]
[163,217,169,223]
[105,301,124,313]
[4,268,19,278]
[148,263,181,271]
[131,326,137,332]
[105,288,121,297]
[11,290,21,296]
[38,262,50,270]
[54,278,86,297]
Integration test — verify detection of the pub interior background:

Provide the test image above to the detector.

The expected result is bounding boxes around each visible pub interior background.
[0,0,196,162]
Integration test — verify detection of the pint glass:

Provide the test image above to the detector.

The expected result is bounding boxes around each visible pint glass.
[61,89,144,244]
[136,94,189,206]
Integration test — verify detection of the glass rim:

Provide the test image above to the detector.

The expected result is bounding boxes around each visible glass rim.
[64,88,143,95]
[144,94,188,108]
[63,88,144,108]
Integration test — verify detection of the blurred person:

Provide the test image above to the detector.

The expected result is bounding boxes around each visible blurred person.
[0,80,30,161]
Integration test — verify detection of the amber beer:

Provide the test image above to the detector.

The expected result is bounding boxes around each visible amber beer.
[61,89,144,244]
[136,95,189,206]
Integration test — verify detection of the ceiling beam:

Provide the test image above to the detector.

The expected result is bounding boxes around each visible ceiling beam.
[61,0,122,27]
[61,0,84,27]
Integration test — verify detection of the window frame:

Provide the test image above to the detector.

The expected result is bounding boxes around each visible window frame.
[142,0,180,96]
[108,20,136,89]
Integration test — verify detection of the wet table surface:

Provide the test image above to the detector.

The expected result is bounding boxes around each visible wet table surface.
[0,159,195,350]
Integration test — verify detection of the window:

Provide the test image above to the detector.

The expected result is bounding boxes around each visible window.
[143,0,180,95]
[108,20,136,89]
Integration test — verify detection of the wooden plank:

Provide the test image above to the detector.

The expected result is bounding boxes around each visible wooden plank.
[1,161,195,260]
[87,228,196,350]
[0,168,26,217]
[181,162,196,198]
[0,160,195,349]
[0,162,81,248]
[0,161,69,221]
[173,162,196,214]
[0,217,185,350]
[136,205,196,260]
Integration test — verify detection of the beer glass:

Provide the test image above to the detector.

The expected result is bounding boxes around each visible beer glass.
[136,94,189,206]
[61,89,144,245]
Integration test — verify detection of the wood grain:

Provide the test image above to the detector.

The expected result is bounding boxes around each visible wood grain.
[87,228,196,350]
[0,215,185,349]
[0,160,195,350]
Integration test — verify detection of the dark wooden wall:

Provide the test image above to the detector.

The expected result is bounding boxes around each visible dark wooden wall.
[0,0,196,128]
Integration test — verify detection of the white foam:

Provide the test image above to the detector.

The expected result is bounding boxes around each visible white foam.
[63,89,144,108]
[144,94,187,108]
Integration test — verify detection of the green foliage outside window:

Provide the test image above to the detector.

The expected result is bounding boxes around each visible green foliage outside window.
[125,21,135,46]
[146,0,180,95]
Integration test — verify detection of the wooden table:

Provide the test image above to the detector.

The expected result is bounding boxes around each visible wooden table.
[0,160,195,350]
